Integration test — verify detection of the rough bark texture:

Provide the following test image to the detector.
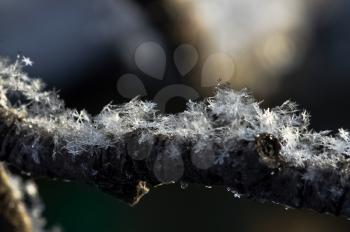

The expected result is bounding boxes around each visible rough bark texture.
[0,106,350,219]
[0,164,32,232]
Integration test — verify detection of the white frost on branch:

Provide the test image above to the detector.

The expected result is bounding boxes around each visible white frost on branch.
[0,56,349,176]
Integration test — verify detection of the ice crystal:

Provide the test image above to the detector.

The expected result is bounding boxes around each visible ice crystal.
[21,56,34,67]
[226,187,242,198]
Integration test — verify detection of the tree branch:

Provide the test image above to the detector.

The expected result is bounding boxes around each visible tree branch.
[0,164,32,232]
[1,57,350,219]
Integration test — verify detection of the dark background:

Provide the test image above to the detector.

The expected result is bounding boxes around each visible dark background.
[1,0,350,231]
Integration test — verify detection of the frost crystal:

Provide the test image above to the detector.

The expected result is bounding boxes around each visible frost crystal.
[1,56,350,176]
[21,56,34,67]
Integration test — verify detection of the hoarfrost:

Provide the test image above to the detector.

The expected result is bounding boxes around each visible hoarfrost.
[1,56,350,178]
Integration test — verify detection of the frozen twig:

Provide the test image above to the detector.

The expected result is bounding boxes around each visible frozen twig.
[0,57,350,218]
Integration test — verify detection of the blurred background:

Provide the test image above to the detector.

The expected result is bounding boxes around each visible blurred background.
[1,0,350,231]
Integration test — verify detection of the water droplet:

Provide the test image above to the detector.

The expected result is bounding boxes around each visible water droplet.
[117,74,147,99]
[205,186,212,189]
[191,143,215,170]
[201,53,235,87]
[153,142,184,183]
[127,136,154,161]
[153,85,199,113]
[174,44,198,76]
[135,42,166,80]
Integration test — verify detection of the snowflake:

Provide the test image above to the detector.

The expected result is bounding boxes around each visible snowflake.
[21,56,34,66]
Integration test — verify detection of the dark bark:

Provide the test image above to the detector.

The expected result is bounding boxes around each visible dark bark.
[0,106,350,219]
